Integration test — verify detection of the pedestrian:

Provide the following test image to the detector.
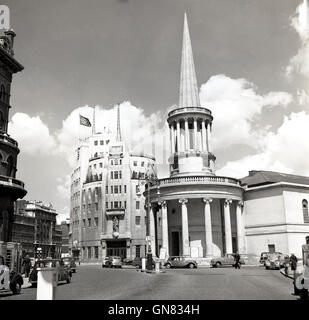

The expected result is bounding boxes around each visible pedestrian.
[21,254,31,278]
[290,253,298,271]
[234,252,241,269]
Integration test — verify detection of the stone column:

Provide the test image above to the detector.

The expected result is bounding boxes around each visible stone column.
[179,199,190,256]
[176,120,181,153]
[236,201,246,254]
[170,124,175,154]
[224,199,233,254]
[203,198,213,257]
[184,119,189,151]
[149,205,156,256]
[201,119,206,152]
[160,201,169,257]
[193,118,198,150]
[207,123,212,153]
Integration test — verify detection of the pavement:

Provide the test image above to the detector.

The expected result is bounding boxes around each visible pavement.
[0,264,298,300]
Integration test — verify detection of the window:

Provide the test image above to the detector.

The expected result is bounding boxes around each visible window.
[133,161,138,166]
[114,186,118,194]
[111,202,113,209]
[100,140,104,145]
[119,159,122,165]
[106,140,110,144]
[158,217,161,226]
[303,199,309,224]
[88,218,91,227]
[114,171,119,179]
[136,201,140,210]
[95,203,98,211]
[119,185,122,193]
[94,141,98,146]
[115,159,118,165]
[136,185,140,194]
[114,201,119,209]
[124,185,127,193]
[111,160,114,165]
[135,245,141,258]
[111,186,113,193]
[83,219,86,227]
[119,171,122,179]
[141,161,144,167]
[106,202,108,209]
[135,216,141,225]
[106,186,108,194]
[88,247,91,259]
[94,217,99,227]
[94,164,96,169]
[94,246,99,259]
[111,172,114,179]
[94,152,98,157]
[100,163,103,168]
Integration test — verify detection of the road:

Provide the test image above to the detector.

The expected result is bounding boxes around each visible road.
[0,264,298,300]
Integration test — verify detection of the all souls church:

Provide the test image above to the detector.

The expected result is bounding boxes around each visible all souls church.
[147,14,309,262]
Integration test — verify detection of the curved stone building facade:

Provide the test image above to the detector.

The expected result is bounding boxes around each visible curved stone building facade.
[0,30,26,243]
[148,14,245,261]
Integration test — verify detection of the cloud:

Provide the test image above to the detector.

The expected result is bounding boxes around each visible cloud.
[217,112,309,178]
[9,113,57,155]
[286,0,309,79]
[199,74,292,149]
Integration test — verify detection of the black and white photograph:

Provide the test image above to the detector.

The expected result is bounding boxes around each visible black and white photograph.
[1,0,309,310]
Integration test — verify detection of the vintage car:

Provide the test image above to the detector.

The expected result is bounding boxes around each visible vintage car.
[211,254,245,268]
[164,256,197,269]
[259,252,282,266]
[0,255,24,295]
[62,257,77,273]
[265,253,289,270]
[132,256,160,269]
[102,256,122,268]
[29,258,72,287]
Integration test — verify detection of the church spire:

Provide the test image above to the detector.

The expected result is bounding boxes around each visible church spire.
[179,13,201,109]
[116,103,122,142]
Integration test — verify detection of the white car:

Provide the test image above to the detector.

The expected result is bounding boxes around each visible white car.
[0,255,23,295]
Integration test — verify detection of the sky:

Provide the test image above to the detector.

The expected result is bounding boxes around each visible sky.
[4,0,309,222]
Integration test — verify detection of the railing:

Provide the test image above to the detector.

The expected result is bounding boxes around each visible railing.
[0,175,25,188]
[0,133,18,147]
[168,106,212,117]
[157,175,241,186]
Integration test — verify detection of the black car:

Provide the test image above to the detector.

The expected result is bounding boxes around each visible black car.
[62,257,77,273]
[29,259,72,287]
[132,257,156,269]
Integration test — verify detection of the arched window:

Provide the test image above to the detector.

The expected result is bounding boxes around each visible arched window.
[302,199,309,224]
[6,155,13,176]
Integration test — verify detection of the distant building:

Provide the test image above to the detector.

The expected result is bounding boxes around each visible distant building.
[70,106,156,262]
[60,219,70,255]
[14,200,62,258]
[0,29,27,244]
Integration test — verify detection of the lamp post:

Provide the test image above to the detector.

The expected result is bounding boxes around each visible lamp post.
[137,163,158,271]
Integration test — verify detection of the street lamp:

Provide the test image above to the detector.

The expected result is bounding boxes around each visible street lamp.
[137,163,158,271]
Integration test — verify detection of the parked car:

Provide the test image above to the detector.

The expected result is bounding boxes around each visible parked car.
[29,258,72,287]
[211,254,245,268]
[259,252,282,266]
[265,253,289,270]
[132,257,158,269]
[164,256,197,269]
[102,256,122,268]
[0,255,24,295]
[62,257,77,273]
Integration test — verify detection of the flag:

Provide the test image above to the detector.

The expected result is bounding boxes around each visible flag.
[79,114,91,127]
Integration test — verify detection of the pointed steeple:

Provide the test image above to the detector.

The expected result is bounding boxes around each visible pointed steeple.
[179,13,201,108]
[116,103,122,142]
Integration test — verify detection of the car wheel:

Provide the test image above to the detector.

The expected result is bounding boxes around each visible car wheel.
[66,276,72,284]
[165,263,171,269]
[31,283,37,288]
[265,266,269,270]
[188,263,195,269]
[215,262,221,268]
